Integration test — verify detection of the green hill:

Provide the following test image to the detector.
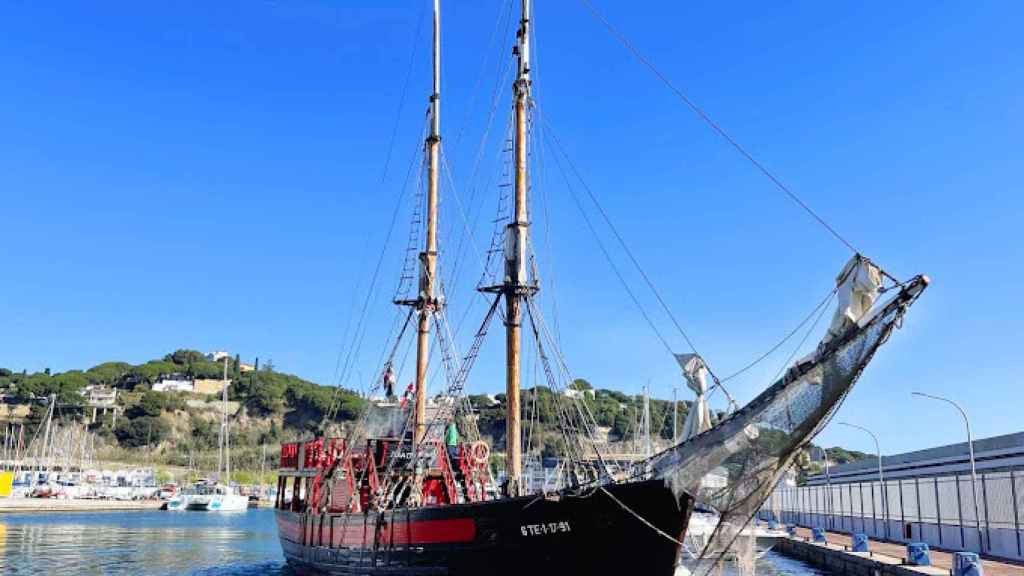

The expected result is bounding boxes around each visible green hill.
[0,349,364,472]
[0,352,868,476]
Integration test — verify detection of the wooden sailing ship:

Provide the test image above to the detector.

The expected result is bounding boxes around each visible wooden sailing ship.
[274,2,928,575]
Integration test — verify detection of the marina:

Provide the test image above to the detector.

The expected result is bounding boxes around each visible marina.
[2,1,1020,575]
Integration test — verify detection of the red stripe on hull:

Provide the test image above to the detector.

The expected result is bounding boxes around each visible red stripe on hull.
[383,518,476,545]
[277,512,476,548]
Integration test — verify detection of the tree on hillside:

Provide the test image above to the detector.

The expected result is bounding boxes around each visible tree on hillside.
[127,390,168,419]
[825,446,871,464]
[162,349,228,380]
[189,414,219,450]
[131,360,180,385]
[468,395,495,410]
[86,362,133,386]
[165,349,207,366]
[570,378,593,391]
[115,416,169,448]
[8,370,87,406]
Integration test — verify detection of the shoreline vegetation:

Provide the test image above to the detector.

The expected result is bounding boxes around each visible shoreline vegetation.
[1,349,868,480]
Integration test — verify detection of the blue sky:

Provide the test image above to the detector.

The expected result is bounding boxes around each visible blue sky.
[1,1,1021,455]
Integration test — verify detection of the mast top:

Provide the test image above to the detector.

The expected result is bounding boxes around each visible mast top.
[429,0,441,142]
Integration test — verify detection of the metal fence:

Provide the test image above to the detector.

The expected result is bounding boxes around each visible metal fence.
[763,470,1024,560]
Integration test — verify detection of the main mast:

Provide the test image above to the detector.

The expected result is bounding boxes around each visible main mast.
[504,0,532,497]
[413,0,442,445]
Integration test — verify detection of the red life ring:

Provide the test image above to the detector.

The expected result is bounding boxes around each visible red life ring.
[470,441,490,465]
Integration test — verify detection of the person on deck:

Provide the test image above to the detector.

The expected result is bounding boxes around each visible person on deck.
[445,421,459,463]
[382,364,396,400]
[399,383,413,409]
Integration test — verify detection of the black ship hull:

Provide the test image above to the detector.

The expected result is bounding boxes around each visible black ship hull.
[277,478,693,576]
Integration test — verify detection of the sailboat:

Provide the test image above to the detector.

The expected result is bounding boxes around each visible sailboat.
[186,361,248,512]
[274,2,928,575]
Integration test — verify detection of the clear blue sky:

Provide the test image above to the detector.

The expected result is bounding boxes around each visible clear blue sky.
[2,1,1021,455]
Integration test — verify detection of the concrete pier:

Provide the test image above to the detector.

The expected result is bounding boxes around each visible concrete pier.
[776,528,1024,576]
[0,498,164,513]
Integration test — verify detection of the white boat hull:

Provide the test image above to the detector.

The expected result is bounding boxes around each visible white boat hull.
[187,493,249,512]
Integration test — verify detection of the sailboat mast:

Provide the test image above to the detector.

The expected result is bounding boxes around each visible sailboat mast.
[643,385,652,457]
[414,0,442,445]
[673,386,679,443]
[504,0,532,497]
[224,356,230,484]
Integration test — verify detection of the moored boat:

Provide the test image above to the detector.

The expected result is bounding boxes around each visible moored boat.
[274,1,928,574]
[186,482,249,512]
[276,438,691,575]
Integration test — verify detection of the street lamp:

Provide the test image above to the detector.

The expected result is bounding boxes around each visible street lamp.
[912,391,985,551]
[839,421,889,539]
[824,451,833,531]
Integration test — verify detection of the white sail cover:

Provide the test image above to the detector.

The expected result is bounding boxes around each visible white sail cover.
[675,353,712,440]
[826,255,882,342]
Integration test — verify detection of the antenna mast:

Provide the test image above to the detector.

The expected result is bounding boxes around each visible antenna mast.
[412,0,442,445]
[503,0,533,497]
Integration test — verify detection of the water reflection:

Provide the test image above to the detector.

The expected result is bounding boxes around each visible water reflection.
[0,508,827,576]
[680,553,830,576]
[0,508,287,575]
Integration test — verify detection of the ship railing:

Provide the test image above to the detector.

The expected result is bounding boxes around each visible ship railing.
[280,442,300,469]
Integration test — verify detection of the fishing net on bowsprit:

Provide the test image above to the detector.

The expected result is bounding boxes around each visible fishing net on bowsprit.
[648,274,925,574]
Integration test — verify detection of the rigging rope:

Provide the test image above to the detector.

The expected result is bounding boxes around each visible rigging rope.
[542,117,703,358]
[576,0,860,256]
[449,0,514,154]
[717,284,839,384]
[598,486,687,547]
[327,4,426,395]
[541,113,741,410]
[323,20,431,421]
[325,141,424,421]
[770,287,837,386]
[544,124,675,357]
[525,294,618,480]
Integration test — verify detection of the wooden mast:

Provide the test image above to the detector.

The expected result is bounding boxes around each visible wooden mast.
[504,0,532,497]
[414,0,442,446]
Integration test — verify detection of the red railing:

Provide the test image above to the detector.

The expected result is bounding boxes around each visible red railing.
[435,442,459,505]
[280,443,299,468]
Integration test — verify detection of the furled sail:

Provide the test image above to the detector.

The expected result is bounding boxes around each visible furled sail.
[644,257,927,571]
[675,353,712,441]
[826,254,882,342]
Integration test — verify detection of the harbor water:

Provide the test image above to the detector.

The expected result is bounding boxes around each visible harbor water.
[0,507,830,576]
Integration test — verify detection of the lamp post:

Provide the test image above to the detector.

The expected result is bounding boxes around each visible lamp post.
[912,391,984,551]
[824,451,833,530]
[839,421,889,539]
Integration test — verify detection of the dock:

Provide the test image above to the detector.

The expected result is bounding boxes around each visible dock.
[776,528,1024,576]
[0,498,164,513]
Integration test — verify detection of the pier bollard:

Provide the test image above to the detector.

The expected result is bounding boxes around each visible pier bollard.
[812,527,827,543]
[852,533,870,553]
[953,552,984,576]
[906,543,931,566]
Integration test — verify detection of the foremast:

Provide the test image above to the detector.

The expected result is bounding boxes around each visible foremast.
[412,0,442,446]
[503,0,533,497]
